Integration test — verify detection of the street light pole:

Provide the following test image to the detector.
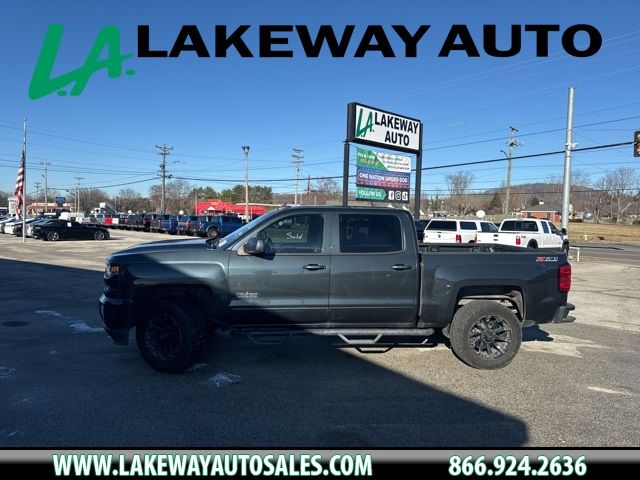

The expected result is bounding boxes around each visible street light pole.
[241,146,250,220]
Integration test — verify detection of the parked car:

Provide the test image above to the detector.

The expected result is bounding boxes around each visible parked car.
[120,213,144,230]
[159,215,180,234]
[140,213,158,232]
[414,220,429,241]
[100,206,575,373]
[476,218,569,252]
[150,214,170,232]
[12,217,43,237]
[192,214,244,238]
[176,215,199,235]
[34,220,110,241]
[422,218,498,244]
[2,217,24,235]
[26,217,61,237]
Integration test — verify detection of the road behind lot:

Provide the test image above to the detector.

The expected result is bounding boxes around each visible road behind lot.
[574,242,640,267]
[0,231,639,447]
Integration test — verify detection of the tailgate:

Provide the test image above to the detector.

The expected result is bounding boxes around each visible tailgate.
[423,231,457,243]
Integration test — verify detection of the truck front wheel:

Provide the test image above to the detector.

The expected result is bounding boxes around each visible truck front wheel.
[136,300,205,373]
[449,301,522,369]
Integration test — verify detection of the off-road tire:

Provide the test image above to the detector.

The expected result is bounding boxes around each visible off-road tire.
[136,300,205,373]
[449,300,522,369]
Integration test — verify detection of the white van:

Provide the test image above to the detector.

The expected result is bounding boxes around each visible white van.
[422,219,498,244]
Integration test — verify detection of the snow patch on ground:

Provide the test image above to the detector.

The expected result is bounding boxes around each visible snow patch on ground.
[69,322,103,334]
[587,386,635,396]
[35,310,65,318]
[521,333,606,358]
[0,367,16,379]
[187,363,209,372]
[207,372,241,387]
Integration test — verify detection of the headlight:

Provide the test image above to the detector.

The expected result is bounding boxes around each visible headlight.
[105,263,120,278]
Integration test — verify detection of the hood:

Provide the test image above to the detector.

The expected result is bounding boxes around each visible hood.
[107,238,222,264]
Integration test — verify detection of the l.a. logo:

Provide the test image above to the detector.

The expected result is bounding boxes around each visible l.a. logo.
[355,108,374,138]
[29,24,134,99]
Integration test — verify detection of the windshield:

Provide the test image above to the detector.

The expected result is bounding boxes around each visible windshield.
[210,209,282,249]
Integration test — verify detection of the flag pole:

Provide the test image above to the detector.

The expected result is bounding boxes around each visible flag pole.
[22,118,27,243]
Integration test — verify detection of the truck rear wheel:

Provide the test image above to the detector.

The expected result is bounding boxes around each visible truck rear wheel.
[449,301,522,369]
[207,227,219,238]
[136,300,205,373]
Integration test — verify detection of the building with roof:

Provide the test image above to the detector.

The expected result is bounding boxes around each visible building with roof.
[520,202,562,223]
[194,199,267,217]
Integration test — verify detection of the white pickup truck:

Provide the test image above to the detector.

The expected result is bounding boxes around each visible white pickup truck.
[475,218,569,252]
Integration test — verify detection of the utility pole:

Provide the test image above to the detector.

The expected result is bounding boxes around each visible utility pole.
[34,181,41,210]
[74,177,83,213]
[306,174,311,205]
[155,144,173,213]
[561,87,576,233]
[41,161,50,214]
[194,189,198,215]
[292,147,304,205]
[241,146,250,220]
[502,126,522,215]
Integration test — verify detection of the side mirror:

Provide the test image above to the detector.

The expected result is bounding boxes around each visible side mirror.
[561,228,567,236]
[243,237,265,255]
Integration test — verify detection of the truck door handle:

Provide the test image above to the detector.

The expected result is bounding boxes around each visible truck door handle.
[390,264,413,271]
[303,264,326,271]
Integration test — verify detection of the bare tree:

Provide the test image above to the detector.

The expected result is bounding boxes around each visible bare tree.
[114,188,150,213]
[446,171,475,216]
[149,179,193,213]
[312,178,341,205]
[604,167,639,224]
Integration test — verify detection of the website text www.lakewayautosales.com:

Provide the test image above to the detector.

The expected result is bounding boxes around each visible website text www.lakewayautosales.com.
[53,453,373,477]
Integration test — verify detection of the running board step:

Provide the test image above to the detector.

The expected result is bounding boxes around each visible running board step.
[232,328,435,346]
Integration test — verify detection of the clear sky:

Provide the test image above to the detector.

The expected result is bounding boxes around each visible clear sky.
[1,0,639,202]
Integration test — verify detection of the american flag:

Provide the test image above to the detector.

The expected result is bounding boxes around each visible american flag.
[14,149,25,217]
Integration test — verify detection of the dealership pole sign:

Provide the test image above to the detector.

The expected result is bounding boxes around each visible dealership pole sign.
[355,148,411,204]
[344,102,423,214]
[348,103,421,154]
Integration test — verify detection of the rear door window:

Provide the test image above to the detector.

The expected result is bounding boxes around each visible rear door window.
[426,220,457,231]
[339,214,403,253]
[541,221,550,233]
[460,221,477,230]
[480,222,498,232]
[501,220,517,231]
[523,221,539,232]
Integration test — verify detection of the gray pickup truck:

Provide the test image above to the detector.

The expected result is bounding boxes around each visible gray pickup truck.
[99,206,575,372]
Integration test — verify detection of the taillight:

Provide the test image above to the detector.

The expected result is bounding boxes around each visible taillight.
[559,264,572,293]
[187,221,191,228]
[455,234,462,243]
[474,233,478,243]
[516,235,521,246]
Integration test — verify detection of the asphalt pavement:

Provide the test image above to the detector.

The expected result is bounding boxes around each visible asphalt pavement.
[0,230,639,447]
[573,242,640,266]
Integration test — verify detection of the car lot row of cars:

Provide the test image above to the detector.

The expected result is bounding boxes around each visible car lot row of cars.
[83,213,245,238]
[414,217,569,252]
[0,216,110,241]
[0,213,247,242]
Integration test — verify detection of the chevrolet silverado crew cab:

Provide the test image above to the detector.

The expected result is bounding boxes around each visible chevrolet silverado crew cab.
[99,206,575,373]
[476,218,569,253]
